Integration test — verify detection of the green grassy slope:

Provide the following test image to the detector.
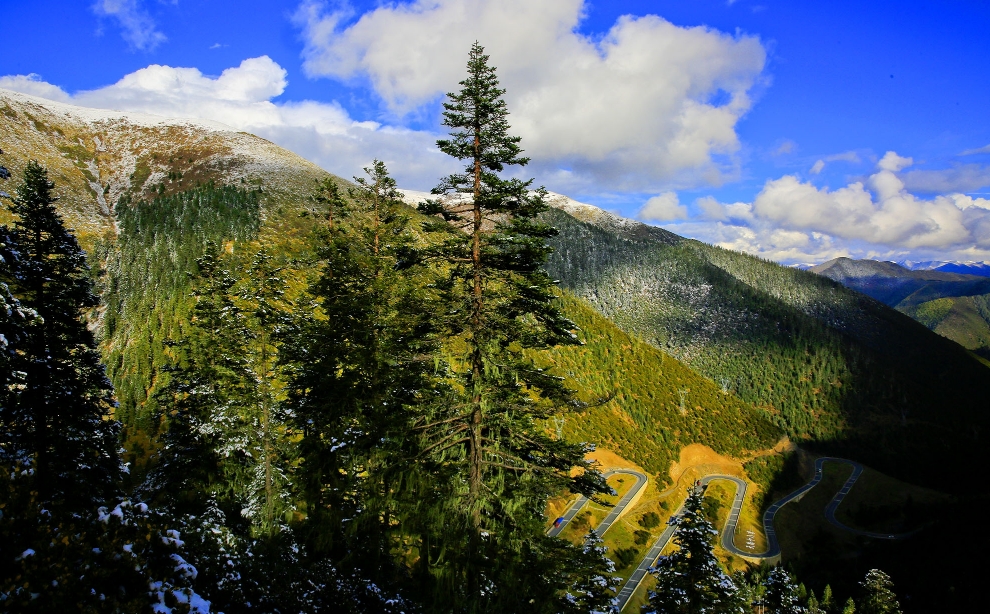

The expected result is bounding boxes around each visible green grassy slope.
[543,292,781,484]
[898,293,990,360]
[543,208,990,490]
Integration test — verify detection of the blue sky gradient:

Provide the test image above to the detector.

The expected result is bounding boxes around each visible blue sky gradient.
[3,0,989,263]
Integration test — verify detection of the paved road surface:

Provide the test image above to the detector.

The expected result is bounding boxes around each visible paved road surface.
[547,469,648,540]
[607,458,917,612]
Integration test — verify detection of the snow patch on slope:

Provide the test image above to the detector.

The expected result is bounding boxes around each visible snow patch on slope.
[0,88,235,132]
[398,188,645,231]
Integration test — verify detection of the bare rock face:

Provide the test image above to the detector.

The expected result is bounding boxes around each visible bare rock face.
[0,88,332,245]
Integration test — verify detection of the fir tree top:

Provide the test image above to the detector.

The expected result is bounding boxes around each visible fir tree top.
[437,41,528,180]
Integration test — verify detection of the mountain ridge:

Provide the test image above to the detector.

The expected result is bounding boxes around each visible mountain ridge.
[0,87,782,488]
[4,89,987,495]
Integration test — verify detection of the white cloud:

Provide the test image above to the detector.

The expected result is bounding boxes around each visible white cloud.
[826,150,861,164]
[93,0,167,51]
[0,74,71,103]
[294,0,767,192]
[901,164,990,194]
[0,58,456,190]
[960,144,990,156]
[662,151,990,263]
[771,139,797,156]
[639,192,687,221]
[696,195,727,220]
[751,166,979,249]
[877,150,913,172]
[808,150,861,175]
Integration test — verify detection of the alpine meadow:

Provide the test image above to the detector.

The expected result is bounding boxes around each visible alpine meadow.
[2,12,990,614]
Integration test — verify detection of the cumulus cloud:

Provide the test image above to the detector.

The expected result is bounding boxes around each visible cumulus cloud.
[639,192,687,221]
[0,58,456,190]
[668,151,990,263]
[901,164,990,194]
[294,0,767,192]
[750,155,990,249]
[0,74,71,103]
[877,151,912,172]
[696,196,727,220]
[93,0,167,51]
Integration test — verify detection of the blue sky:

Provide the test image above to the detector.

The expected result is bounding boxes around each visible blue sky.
[3,0,990,264]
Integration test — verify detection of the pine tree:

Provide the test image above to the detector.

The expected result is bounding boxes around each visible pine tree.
[310,176,348,230]
[646,486,744,614]
[238,248,294,535]
[415,42,611,610]
[287,160,443,582]
[0,160,120,506]
[841,597,856,614]
[0,153,34,456]
[858,569,901,614]
[143,242,240,514]
[147,242,294,537]
[821,585,835,614]
[762,567,805,614]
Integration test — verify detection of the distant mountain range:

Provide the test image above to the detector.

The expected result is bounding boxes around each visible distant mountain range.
[796,260,990,278]
[900,260,990,277]
[810,257,990,360]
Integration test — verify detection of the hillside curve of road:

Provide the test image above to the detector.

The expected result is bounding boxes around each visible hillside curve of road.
[547,469,649,540]
[552,457,920,612]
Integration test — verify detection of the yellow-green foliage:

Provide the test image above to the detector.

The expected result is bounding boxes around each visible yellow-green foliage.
[914,297,954,328]
[540,292,781,484]
[97,185,262,432]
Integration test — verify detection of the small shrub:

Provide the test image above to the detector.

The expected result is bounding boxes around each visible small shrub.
[633,529,651,545]
[639,511,661,529]
[614,547,640,569]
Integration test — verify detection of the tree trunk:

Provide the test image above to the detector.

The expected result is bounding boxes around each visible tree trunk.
[467,127,484,600]
[31,226,50,500]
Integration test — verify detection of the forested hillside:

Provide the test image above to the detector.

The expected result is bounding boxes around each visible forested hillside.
[547,293,780,482]
[544,208,990,489]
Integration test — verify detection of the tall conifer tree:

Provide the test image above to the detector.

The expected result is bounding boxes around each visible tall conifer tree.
[416,41,611,611]
[0,151,30,447]
[0,161,120,506]
[762,567,805,614]
[646,486,744,614]
[287,160,442,583]
[858,570,901,614]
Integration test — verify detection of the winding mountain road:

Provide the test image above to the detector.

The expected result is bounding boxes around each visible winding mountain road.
[553,457,919,612]
[547,469,648,540]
